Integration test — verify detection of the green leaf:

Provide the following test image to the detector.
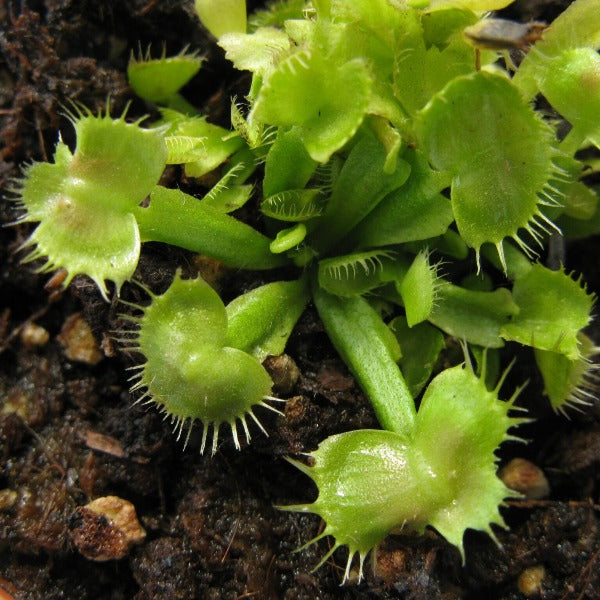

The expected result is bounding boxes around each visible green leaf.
[535,333,599,414]
[561,182,599,221]
[397,250,441,327]
[557,199,600,240]
[263,128,318,197]
[226,278,309,360]
[461,272,494,292]
[269,223,307,253]
[312,283,414,436]
[165,136,206,164]
[231,101,262,147]
[195,0,247,38]
[331,0,404,33]
[412,363,520,553]
[251,49,372,162]
[159,112,245,178]
[416,71,558,268]
[429,282,519,348]
[17,112,167,297]
[284,361,522,582]
[389,316,444,396]
[536,48,600,150]
[393,24,475,115]
[70,113,167,206]
[139,270,227,352]
[439,230,469,259]
[421,8,478,46]
[128,49,204,104]
[308,132,411,254]
[219,28,292,77]
[368,116,403,174]
[204,184,253,214]
[351,149,453,248]
[249,0,306,30]
[317,250,396,297]
[500,264,594,360]
[261,189,326,222]
[513,0,600,100]
[133,271,274,455]
[285,428,414,582]
[135,187,287,270]
[202,161,255,213]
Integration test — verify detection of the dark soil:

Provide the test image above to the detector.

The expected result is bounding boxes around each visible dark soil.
[1,1,599,599]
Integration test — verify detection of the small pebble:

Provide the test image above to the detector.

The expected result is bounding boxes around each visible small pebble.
[518,565,545,597]
[499,458,550,499]
[57,313,103,365]
[70,496,146,561]
[20,322,50,348]
[0,489,18,511]
[1,390,32,421]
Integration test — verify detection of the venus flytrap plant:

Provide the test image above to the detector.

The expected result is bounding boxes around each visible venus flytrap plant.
[536,48,600,154]
[429,281,519,348]
[512,0,600,100]
[248,0,306,30]
[397,249,444,326]
[415,70,564,271]
[127,46,204,113]
[125,270,309,454]
[535,333,600,415]
[154,107,248,177]
[126,271,272,454]
[135,186,285,269]
[14,106,167,299]
[13,106,285,296]
[317,249,399,297]
[349,148,454,248]
[225,276,310,360]
[500,263,594,360]
[198,0,597,578]
[11,0,600,585]
[291,281,527,581]
[250,49,374,164]
[310,282,412,436]
[195,0,247,39]
[284,364,525,580]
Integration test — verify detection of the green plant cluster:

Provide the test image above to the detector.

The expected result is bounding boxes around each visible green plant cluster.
[12,0,600,583]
